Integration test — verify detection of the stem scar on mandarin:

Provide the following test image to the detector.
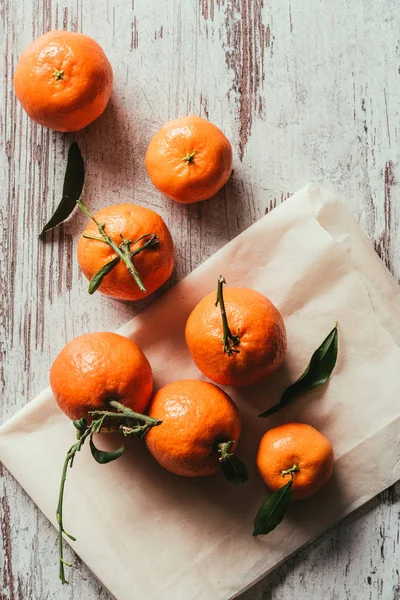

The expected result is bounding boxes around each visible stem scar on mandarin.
[183,150,197,163]
[53,69,64,80]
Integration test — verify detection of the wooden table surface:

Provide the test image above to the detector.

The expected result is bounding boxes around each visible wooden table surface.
[1,1,400,598]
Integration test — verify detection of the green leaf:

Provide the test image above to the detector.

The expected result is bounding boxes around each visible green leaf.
[73,417,87,430]
[259,323,339,418]
[88,257,120,294]
[89,435,124,464]
[40,141,85,235]
[253,479,293,536]
[220,454,249,485]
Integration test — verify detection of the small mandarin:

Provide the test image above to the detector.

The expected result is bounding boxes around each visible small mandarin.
[145,115,232,204]
[145,379,242,478]
[14,31,113,132]
[185,277,287,386]
[77,203,174,301]
[257,422,334,500]
[50,332,153,421]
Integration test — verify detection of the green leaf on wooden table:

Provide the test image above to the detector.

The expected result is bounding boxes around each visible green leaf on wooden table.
[88,256,120,294]
[220,454,249,485]
[259,323,339,418]
[253,479,293,536]
[40,141,85,236]
[89,435,124,464]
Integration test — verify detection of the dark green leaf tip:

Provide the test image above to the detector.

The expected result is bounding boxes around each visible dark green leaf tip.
[40,141,85,236]
[253,479,293,536]
[220,454,249,485]
[259,323,339,418]
[89,435,124,464]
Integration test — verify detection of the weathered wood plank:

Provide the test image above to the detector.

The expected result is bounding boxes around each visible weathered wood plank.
[1,0,399,598]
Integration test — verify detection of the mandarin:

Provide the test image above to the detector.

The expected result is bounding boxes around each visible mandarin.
[185,276,287,386]
[50,332,153,421]
[77,203,174,301]
[145,115,232,204]
[145,380,245,479]
[257,422,334,500]
[14,31,113,132]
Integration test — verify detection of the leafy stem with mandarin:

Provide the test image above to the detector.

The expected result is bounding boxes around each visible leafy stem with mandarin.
[215,275,240,356]
[77,199,159,295]
[57,400,161,584]
[253,463,299,536]
[53,69,64,81]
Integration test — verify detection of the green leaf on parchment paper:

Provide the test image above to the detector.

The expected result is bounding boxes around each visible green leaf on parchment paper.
[220,453,249,485]
[89,435,124,464]
[253,479,293,536]
[40,141,84,236]
[259,323,339,418]
[218,440,249,485]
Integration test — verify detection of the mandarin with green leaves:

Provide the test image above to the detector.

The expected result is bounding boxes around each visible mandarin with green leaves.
[77,202,174,301]
[50,331,154,421]
[50,331,161,584]
[257,422,334,501]
[253,423,334,537]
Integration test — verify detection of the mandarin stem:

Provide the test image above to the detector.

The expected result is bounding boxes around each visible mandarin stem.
[108,399,162,426]
[56,401,159,585]
[82,233,106,243]
[56,418,101,584]
[183,150,197,163]
[281,464,300,478]
[57,446,74,584]
[88,400,162,437]
[54,69,64,80]
[217,440,235,461]
[130,234,159,257]
[215,275,240,356]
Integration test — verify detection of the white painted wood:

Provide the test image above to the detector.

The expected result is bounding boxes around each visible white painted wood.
[1,0,399,598]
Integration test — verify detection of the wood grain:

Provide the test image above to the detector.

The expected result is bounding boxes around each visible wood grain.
[1,0,400,598]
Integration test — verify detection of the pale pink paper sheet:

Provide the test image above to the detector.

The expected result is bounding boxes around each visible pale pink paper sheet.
[1,184,400,600]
